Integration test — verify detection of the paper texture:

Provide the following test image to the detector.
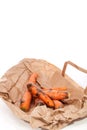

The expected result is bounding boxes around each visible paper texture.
[0,58,87,130]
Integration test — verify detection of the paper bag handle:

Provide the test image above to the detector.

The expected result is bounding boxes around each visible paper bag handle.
[62,61,87,77]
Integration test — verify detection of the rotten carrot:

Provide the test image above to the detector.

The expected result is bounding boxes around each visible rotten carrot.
[20,90,32,112]
[20,73,38,112]
[43,90,69,100]
[38,92,54,108]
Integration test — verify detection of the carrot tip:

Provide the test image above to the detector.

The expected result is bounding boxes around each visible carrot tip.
[20,107,28,112]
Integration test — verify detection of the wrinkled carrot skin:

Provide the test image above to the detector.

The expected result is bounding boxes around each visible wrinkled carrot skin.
[27,73,38,97]
[28,85,38,97]
[42,86,67,91]
[53,100,64,109]
[39,93,54,108]
[43,90,69,100]
[20,90,32,112]
[27,84,54,108]
[53,86,67,91]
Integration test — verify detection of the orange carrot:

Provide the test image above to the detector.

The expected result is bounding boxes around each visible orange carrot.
[53,100,64,109]
[38,92,54,108]
[53,86,67,91]
[20,73,38,112]
[20,90,32,112]
[43,90,69,100]
[27,83,38,97]
[42,86,67,91]
[27,73,38,84]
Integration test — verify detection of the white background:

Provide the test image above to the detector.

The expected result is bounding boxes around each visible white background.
[0,0,87,130]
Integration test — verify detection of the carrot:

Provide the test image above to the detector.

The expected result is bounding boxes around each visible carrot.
[27,83,38,97]
[27,83,54,108]
[20,73,69,111]
[20,73,38,112]
[42,86,67,91]
[53,86,67,91]
[20,90,32,112]
[27,73,38,84]
[38,93,54,108]
[53,100,64,109]
[43,90,69,100]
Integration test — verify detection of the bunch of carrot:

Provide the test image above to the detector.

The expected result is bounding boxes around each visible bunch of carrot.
[20,73,69,112]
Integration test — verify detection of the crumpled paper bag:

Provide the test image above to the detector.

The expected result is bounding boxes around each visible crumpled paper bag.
[0,58,87,130]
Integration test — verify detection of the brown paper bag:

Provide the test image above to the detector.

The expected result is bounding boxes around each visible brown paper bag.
[0,58,87,130]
